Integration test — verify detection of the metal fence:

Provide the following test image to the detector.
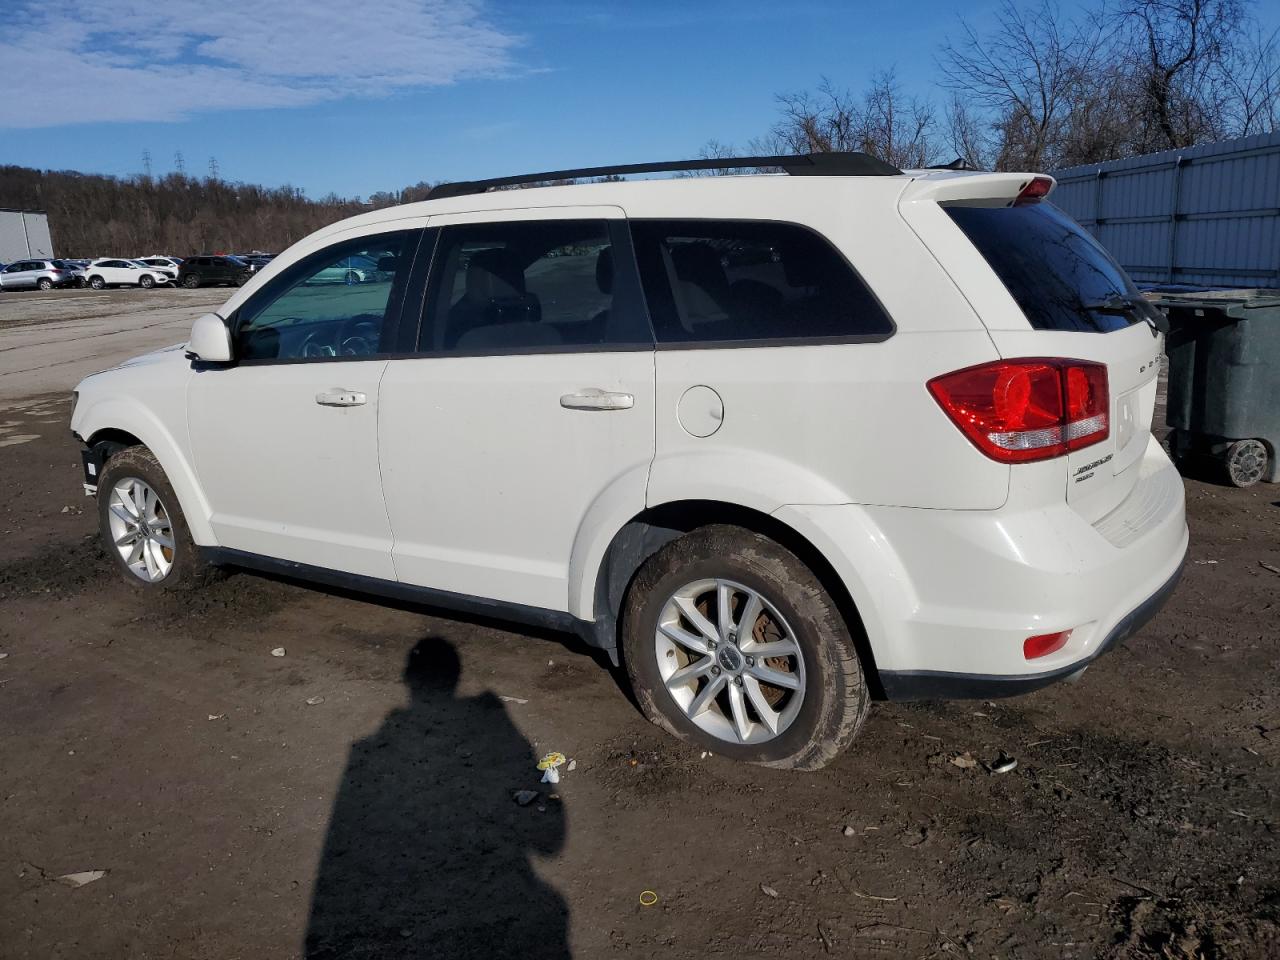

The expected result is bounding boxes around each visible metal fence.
[1051,132,1280,289]
[0,209,53,262]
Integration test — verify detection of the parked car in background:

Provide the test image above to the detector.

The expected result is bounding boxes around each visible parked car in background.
[304,253,380,284]
[136,257,183,281]
[83,258,170,289]
[178,256,253,288]
[0,259,79,290]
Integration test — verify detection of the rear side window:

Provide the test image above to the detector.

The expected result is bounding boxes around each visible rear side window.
[945,203,1148,332]
[630,219,893,344]
[420,219,651,353]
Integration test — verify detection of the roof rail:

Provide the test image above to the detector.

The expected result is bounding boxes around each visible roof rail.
[426,152,902,200]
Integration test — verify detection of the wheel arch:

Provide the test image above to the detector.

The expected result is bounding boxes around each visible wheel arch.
[582,499,885,696]
[79,400,215,544]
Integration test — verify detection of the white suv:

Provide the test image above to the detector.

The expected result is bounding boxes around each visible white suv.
[70,154,1188,769]
[84,258,170,289]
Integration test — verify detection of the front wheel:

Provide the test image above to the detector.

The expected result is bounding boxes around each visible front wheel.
[622,525,869,770]
[182,274,200,289]
[139,274,154,289]
[96,446,214,590]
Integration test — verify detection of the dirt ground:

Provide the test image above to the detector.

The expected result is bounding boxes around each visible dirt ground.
[1,384,1278,957]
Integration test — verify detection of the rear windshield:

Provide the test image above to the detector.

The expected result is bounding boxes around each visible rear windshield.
[945,203,1147,332]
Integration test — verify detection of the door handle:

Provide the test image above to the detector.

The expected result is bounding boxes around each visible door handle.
[315,389,367,407]
[559,388,634,411]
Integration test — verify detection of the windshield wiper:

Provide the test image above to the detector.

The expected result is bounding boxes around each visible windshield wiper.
[1080,295,1168,334]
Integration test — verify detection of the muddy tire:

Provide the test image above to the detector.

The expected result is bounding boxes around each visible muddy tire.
[622,524,870,771]
[96,446,215,591]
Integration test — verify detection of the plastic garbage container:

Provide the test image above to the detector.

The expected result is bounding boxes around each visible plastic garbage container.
[1152,289,1280,487]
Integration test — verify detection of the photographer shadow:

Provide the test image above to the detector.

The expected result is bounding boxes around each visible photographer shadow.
[305,637,569,958]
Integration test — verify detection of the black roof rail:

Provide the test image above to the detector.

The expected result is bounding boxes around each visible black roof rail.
[426,152,902,200]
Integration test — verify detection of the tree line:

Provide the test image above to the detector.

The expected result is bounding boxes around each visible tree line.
[0,166,435,259]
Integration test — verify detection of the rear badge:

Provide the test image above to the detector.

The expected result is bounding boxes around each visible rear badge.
[1072,452,1113,483]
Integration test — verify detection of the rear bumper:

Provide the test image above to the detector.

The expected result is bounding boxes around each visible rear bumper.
[877,560,1183,699]
[774,436,1188,699]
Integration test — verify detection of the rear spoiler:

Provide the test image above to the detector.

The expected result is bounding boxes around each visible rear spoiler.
[899,171,1057,206]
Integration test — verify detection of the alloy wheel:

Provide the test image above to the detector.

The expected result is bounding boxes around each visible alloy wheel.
[654,578,806,745]
[106,477,175,582]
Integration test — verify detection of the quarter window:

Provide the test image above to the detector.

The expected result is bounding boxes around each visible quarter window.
[630,219,893,344]
[420,219,650,353]
[234,232,416,361]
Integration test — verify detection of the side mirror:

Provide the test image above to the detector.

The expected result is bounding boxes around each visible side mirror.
[187,312,232,363]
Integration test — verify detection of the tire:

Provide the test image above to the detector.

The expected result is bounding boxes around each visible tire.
[96,446,214,591]
[37,277,52,291]
[182,274,200,289]
[622,524,870,771]
[139,274,154,289]
[89,275,105,290]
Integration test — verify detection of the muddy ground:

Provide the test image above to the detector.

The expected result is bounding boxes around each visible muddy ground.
[0,389,1277,959]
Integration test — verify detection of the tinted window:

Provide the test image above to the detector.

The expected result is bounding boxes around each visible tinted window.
[630,220,892,344]
[235,232,415,362]
[945,203,1153,332]
[420,219,650,352]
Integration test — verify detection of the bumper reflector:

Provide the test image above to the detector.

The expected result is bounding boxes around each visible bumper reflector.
[1024,630,1071,660]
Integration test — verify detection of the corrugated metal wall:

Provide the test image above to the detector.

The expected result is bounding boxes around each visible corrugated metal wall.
[1051,132,1280,288]
[0,210,53,261]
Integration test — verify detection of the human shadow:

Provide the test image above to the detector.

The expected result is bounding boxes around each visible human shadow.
[305,637,570,958]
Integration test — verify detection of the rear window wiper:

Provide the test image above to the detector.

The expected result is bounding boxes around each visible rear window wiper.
[1080,295,1168,334]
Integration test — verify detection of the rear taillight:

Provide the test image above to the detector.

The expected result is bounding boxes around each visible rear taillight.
[1014,176,1053,204]
[928,359,1109,463]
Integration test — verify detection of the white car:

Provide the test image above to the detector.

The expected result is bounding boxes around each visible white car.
[70,154,1188,769]
[84,258,170,289]
[135,257,182,281]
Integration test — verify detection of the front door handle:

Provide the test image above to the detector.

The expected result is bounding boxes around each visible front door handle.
[560,388,634,411]
[315,389,367,407]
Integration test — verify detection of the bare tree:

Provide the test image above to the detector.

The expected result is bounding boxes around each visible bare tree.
[1121,0,1241,150]
[765,71,939,167]
[938,0,1098,169]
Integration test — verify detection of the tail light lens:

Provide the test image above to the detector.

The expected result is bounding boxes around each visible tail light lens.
[928,359,1109,463]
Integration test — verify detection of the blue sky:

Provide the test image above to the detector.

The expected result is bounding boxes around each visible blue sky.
[1,1,1273,198]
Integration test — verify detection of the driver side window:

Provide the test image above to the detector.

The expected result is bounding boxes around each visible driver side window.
[235,232,415,362]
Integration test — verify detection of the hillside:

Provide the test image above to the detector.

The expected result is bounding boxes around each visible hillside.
[0,165,433,258]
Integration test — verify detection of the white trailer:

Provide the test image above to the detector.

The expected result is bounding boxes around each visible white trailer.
[0,209,54,262]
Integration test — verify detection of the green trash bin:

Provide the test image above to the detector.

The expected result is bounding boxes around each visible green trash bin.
[1152,289,1280,487]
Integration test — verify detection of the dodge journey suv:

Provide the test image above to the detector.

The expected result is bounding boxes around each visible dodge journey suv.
[70,153,1188,769]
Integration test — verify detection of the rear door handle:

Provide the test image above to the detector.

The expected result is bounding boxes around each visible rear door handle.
[560,388,634,411]
[315,389,367,407]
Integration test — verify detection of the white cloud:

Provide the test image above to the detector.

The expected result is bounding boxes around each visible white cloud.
[0,0,521,128]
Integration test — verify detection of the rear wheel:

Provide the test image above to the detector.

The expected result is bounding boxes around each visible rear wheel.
[96,446,213,590]
[37,277,52,291]
[89,275,105,290]
[622,525,869,770]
